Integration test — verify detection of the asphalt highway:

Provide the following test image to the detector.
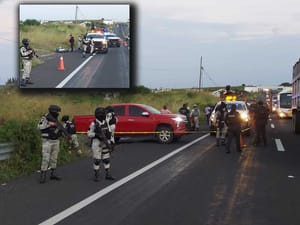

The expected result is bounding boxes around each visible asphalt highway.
[0,116,299,225]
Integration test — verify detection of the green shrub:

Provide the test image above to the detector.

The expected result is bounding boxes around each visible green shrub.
[0,118,87,182]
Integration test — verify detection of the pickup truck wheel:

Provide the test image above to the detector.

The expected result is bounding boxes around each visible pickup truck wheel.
[156,126,174,144]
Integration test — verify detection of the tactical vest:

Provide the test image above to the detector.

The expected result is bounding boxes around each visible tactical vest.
[19,46,33,60]
[65,121,76,135]
[40,114,62,140]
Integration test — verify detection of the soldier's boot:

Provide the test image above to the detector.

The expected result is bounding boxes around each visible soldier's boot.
[105,169,115,180]
[25,78,34,84]
[50,169,61,181]
[94,169,100,182]
[20,79,26,87]
[39,171,47,184]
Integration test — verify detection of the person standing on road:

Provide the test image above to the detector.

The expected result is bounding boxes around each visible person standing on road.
[204,105,212,124]
[69,34,75,52]
[81,35,89,58]
[89,37,95,54]
[190,104,200,131]
[77,35,82,50]
[215,102,228,146]
[253,100,269,146]
[160,105,172,114]
[61,115,82,155]
[38,105,63,184]
[225,104,242,153]
[88,107,115,182]
[19,38,38,86]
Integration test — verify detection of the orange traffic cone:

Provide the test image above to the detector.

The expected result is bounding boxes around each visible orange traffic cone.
[58,55,65,71]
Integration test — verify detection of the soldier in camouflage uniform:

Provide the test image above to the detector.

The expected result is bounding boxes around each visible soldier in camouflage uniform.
[37,105,63,183]
[61,115,82,155]
[19,38,38,86]
[88,107,115,182]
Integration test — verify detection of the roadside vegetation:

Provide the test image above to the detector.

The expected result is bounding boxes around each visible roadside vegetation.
[19,19,107,53]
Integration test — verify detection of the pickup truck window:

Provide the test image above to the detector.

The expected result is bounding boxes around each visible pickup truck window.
[129,106,145,116]
[113,106,125,116]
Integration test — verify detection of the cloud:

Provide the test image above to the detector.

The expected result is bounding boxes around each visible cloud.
[139,0,300,40]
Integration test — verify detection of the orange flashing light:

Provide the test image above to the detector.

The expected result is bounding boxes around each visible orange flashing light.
[225,95,237,102]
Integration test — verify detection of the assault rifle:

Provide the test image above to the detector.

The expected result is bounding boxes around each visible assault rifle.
[94,122,114,152]
[47,113,71,140]
[28,46,39,58]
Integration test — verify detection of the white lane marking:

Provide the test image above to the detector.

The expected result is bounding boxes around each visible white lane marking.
[271,123,275,128]
[56,55,94,88]
[275,139,285,152]
[39,133,210,225]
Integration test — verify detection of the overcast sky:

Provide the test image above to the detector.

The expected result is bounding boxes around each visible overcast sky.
[1,0,300,88]
[19,4,129,22]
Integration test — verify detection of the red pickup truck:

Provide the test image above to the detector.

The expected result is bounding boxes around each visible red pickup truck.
[73,103,188,144]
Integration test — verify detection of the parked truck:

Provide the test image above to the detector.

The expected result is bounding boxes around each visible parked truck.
[292,59,300,133]
[73,103,188,144]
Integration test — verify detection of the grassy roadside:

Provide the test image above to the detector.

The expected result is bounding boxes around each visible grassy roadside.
[20,23,87,54]
[0,85,218,183]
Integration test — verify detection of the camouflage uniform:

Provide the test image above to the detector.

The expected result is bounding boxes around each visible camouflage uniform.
[19,38,35,86]
[88,107,115,182]
[62,115,82,154]
[37,105,63,183]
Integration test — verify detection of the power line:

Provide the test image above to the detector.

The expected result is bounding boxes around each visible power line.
[202,68,218,87]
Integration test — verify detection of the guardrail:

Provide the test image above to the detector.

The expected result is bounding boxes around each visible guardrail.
[0,143,15,161]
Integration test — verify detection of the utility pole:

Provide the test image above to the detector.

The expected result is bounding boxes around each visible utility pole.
[199,56,203,91]
[75,5,78,23]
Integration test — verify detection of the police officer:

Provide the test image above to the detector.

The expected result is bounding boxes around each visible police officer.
[88,107,115,182]
[38,105,63,183]
[253,100,269,146]
[225,104,242,153]
[105,105,118,147]
[69,34,75,52]
[19,38,38,86]
[215,102,228,146]
[61,115,82,154]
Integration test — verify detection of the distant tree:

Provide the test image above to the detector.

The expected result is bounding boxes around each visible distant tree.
[23,19,40,26]
[279,82,292,87]
[130,85,152,94]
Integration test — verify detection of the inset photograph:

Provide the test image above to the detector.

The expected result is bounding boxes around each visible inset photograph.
[19,3,130,89]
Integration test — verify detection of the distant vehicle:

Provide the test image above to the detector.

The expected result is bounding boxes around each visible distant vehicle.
[73,103,188,144]
[277,89,292,119]
[55,47,69,53]
[86,32,108,53]
[292,59,300,133]
[209,100,250,135]
[104,32,121,47]
[271,95,278,112]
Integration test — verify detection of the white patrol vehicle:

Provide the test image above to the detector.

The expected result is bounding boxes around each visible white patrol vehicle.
[86,32,108,54]
[209,99,251,136]
[104,32,121,47]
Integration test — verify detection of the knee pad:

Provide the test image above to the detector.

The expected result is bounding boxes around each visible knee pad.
[94,159,101,166]
[102,158,110,165]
